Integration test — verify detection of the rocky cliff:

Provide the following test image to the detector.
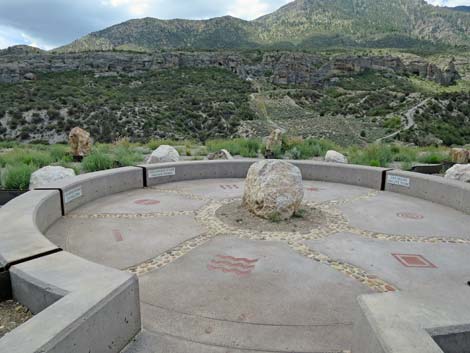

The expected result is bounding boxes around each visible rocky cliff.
[0,50,461,86]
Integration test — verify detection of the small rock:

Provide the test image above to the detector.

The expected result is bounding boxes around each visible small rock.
[325,150,348,164]
[243,160,304,220]
[450,148,469,164]
[445,164,470,183]
[69,127,92,158]
[29,166,76,190]
[207,149,233,160]
[23,72,37,81]
[146,145,180,164]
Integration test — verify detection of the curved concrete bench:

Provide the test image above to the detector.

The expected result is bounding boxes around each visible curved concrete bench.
[0,190,61,300]
[1,161,470,353]
[142,160,389,190]
[0,167,143,353]
[385,170,470,215]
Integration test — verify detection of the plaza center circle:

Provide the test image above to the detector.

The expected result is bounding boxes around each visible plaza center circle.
[45,178,470,353]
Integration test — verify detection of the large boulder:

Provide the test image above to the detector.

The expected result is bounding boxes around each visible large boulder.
[146,145,180,164]
[243,160,304,220]
[69,127,92,158]
[325,150,348,164]
[29,166,76,190]
[451,148,469,164]
[445,164,470,183]
[264,129,283,159]
[207,149,233,160]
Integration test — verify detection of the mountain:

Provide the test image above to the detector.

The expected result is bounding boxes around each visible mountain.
[0,45,45,56]
[59,16,259,52]
[449,6,470,13]
[254,0,470,48]
[56,0,470,52]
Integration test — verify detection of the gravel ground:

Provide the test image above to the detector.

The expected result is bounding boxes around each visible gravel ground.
[0,300,32,338]
[216,201,327,233]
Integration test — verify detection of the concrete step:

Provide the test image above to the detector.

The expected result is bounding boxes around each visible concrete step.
[138,302,352,353]
[122,329,348,353]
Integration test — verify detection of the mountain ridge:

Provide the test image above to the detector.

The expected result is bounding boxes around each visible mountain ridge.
[55,0,470,53]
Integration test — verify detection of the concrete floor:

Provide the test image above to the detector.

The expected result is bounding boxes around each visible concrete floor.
[44,178,470,353]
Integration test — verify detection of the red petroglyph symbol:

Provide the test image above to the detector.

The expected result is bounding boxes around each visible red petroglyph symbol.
[112,229,124,242]
[396,212,424,220]
[134,199,161,205]
[207,254,258,276]
[392,254,437,268]
[219,185,240,190]
[306,187,320,192]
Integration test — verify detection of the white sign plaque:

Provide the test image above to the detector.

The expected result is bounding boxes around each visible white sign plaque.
[148,167,176,179]
[387,175,410,188]
[64,186,82,204]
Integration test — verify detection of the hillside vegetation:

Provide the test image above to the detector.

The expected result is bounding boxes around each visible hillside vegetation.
[0,68,256,143]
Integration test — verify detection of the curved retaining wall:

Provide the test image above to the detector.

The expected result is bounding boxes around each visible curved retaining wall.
[384,170,470,214]
[0,160,469,353]
[142,160,389,190]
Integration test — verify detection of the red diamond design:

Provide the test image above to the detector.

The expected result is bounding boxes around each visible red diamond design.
[392,254,437,268]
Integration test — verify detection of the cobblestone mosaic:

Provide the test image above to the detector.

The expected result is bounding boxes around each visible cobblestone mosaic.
[69,185,469,294]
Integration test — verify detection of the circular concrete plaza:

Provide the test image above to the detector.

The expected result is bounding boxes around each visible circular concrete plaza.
[45,178,470,353]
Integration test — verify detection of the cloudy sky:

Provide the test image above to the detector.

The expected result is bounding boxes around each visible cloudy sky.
[0,0,469,50]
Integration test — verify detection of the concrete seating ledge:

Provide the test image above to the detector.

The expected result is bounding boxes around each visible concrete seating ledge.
[0,160,469,353]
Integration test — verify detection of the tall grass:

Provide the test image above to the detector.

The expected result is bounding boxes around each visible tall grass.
[1,164,36,190]
[206,138,262,158]
[283,137,339,159]
[347,144,393,167]
[82,152,114,172]
[0,148,53,168]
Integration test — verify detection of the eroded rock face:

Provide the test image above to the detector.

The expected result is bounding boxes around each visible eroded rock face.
[0,51,460,86]
[146,145,180,164]
[325,150,348,164]
[69,127,92,157]
[243,160,304,220]
[445,164,470,183]
[207,149,233,160]
[451,148,469,164]
[29,166,76,190]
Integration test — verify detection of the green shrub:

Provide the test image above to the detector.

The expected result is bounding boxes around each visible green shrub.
[286,147,302,160]
[82,152,114,172]
[391,145,417,163]
[417,151,449,164]
[348,144,393,167]
[114,146,143,167]
[382,116,402,129]
[282,137,338,159]
[1,163,36,190]
[49,144,71,162]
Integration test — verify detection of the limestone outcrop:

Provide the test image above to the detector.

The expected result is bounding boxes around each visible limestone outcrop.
[450,148,469,164]
[69,127,92,158]
[243,160,304,220]
[0,50,460,86]
[264,129,283,159]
